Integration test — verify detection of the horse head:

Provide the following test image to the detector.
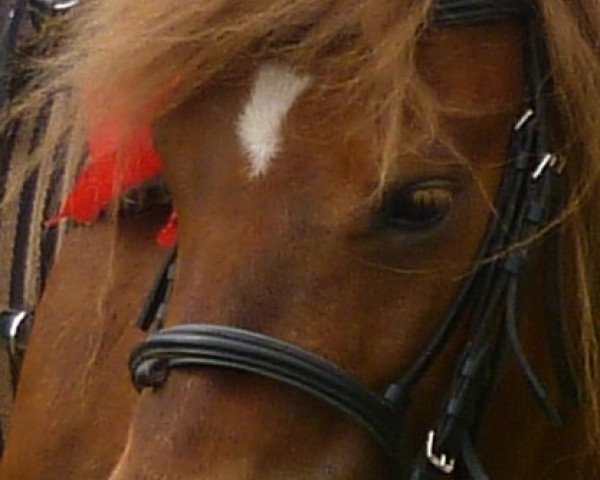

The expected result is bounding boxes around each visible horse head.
[1,1,598,479]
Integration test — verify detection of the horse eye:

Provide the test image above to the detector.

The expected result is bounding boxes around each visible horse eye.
[380,180,454,231]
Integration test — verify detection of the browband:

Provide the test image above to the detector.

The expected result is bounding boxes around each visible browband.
[432,0,534,27]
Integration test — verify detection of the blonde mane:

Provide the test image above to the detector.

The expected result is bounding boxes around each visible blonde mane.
[2,0,599,456]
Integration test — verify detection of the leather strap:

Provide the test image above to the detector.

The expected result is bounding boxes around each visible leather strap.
[137,247,177,332]
[0,0,28,110]
[130,324,415,477]
[431,0,534,27]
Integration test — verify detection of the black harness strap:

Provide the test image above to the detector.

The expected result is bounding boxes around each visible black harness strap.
[0,0,79,398]
[410,16,568,479]
[0,0,28,111]
[137,247,177,332]
[431,0,534,26]
[131,324,416,476]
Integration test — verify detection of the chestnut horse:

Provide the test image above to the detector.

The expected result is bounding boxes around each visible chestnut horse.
[1,0,599,479]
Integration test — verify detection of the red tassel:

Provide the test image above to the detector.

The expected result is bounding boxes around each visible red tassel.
[47,123,162,225]
[48,121,180,247]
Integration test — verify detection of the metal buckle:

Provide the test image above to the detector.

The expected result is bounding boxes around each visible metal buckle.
[1,310,31,394]
[426,430,456,475]
[29,0,79,15]
[512,109,565,181]
[2,310,30,359]
[532,153,564,180]
[514,108,535,131]
[49,0,79,12]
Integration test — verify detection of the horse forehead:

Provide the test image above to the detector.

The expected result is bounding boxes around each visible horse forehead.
[155,23,524,189]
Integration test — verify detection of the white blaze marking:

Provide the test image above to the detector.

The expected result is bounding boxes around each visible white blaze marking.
[237,63,311,178]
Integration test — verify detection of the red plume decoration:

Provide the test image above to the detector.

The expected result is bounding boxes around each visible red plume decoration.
[47,122,178,247]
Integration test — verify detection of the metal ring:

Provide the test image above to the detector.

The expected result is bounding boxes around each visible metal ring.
[532,153,559,180]
[514,108,535,131]
[7,310,29,360]
[51,0,79,12]
[29,0,79,14]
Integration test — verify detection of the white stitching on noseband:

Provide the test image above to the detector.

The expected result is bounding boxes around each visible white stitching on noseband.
[237,63,311,178]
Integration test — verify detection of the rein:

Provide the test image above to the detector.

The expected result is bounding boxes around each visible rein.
[130,1,579,479]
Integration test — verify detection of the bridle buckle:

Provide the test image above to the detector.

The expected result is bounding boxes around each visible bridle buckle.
[29,0,79,15]
[532,153,564,180]
[426,431,456,474]
[0,310,30,360]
